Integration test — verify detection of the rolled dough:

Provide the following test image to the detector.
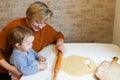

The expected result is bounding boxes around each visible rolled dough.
[60,55,97,76]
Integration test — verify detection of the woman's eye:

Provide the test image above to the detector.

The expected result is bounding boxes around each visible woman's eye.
[35,20,42,24]
[35,21,39,23]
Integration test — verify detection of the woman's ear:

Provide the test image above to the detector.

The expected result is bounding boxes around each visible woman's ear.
[15,43,21,48]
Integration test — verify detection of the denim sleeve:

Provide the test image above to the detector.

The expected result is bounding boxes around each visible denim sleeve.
[30,49,39,58]
[14,55,39,76]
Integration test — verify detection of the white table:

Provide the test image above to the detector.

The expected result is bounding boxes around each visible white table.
[21,43,120,80]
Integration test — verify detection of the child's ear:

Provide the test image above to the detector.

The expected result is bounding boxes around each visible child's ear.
[15,43,21,48]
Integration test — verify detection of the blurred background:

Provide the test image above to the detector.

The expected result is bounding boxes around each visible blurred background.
[0,0,119,45]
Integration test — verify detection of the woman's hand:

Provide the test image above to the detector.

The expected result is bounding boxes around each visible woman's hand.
[56,39,65,53]
[11,75,20,80]
[0,59,22,77]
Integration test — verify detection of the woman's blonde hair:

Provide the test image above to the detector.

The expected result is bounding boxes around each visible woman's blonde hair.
[26,1,53,21]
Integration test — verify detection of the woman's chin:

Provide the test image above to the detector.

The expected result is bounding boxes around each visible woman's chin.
[33,28,40,31]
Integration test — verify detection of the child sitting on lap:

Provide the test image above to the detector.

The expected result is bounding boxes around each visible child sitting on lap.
[9,26,47,76]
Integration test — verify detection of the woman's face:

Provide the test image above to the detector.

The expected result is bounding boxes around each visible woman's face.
[29,18,48,31]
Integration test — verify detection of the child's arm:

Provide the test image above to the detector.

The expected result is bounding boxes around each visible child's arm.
[31,49,46,62]
[13,56,39,76]
[13,53,47,76]
[37,55,46,62]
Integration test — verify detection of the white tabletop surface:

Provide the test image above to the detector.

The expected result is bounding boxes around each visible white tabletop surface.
[20,43,120,80]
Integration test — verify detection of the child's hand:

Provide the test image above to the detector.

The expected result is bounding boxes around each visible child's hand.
[38,55,46,62]
[38,63,47,70]
[11,75,20,80]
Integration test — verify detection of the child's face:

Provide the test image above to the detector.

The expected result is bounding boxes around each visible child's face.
[17,35,34,52]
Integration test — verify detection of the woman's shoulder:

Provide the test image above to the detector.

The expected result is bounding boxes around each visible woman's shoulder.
[1,17,27,32]
[44,24,55,30]
[8,17,26,24]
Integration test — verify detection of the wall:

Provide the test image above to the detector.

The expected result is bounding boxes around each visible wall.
[0,0,116,43]
[113,0,120,46]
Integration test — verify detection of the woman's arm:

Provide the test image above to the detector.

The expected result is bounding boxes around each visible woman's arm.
[0,59,22,77]
[56,38,65,53]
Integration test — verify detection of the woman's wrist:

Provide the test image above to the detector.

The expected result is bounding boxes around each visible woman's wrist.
[56,39,65,52]
[56,39,64,46]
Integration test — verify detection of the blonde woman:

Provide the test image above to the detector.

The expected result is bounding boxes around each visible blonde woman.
[0,1,64,80]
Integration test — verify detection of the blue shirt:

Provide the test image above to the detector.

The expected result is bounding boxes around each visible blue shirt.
[10,48,39,76]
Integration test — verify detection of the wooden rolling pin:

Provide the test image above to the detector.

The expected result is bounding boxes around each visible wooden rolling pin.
[53,51,63,80]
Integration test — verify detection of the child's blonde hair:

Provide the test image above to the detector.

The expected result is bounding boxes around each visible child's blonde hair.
[9,26,33,47]
[26,1,53,21]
